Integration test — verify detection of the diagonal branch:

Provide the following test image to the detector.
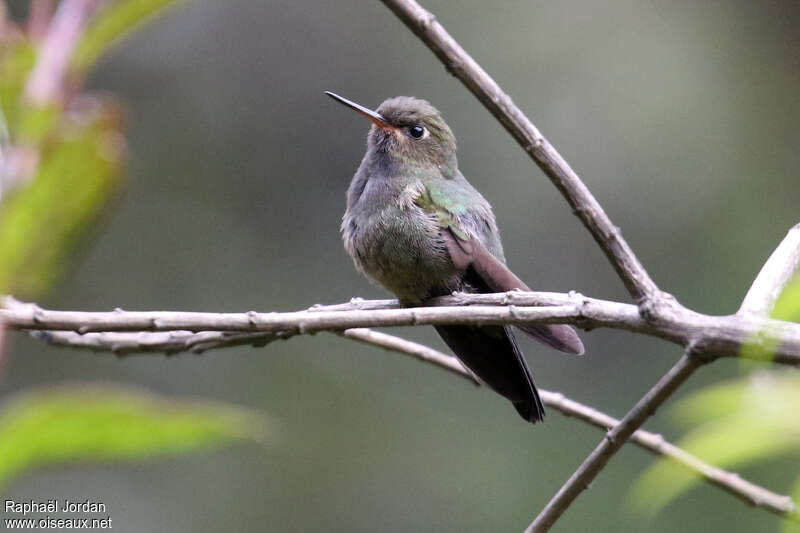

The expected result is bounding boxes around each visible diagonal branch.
[739,223,800,316]
[379,0,661,305]
[525,352,706,532]
[337,328,479,384]
[539,389,798,522]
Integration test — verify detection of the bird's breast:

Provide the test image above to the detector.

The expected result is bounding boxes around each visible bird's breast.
[342,202,460,303]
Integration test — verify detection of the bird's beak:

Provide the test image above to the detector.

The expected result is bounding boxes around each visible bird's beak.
[325,91,391,130]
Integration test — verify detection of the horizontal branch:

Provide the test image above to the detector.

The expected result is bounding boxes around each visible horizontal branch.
[4,293,800,365]
[29,329,292,355]
[379,0,661,304]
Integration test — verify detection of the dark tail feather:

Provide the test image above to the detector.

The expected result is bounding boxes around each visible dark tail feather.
[434,324,545,423]
[518,323,585,355]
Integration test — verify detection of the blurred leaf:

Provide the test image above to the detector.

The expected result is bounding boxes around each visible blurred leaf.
[0,40,36,132]
[73,0,189,73]
[16,104,59,145]
[0,97,124,298]
[785,479,800,533]
[669,379,748,426]
[0,101,7,183]
[628,371,800,519]
[773,276,800,324]
[0,383,270,489]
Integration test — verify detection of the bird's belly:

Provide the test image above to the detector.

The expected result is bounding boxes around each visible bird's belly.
[344,210,460,303]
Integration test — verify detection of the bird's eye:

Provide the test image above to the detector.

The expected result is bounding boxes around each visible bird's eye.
[408,125,426,139]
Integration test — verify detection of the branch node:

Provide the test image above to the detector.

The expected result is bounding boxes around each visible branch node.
[571,204,590,217]
[418,10,436,30]
[637,290,675,324]
[445,60,463,76]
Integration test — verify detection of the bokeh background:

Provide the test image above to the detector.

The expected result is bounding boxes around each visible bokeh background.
[3,1,800,531]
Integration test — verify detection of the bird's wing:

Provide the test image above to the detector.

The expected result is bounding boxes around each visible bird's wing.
[414,182,585,355]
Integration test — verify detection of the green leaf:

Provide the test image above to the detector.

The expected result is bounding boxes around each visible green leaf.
[0,98,124,298]
[668,379,748,426]
[0,100,7,179]
[0,383,270,488]
[73,0,190,73]
[628,372,800,519]
[784,478,800,533]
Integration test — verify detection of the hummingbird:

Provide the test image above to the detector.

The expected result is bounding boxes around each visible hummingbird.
[326,91,584,423]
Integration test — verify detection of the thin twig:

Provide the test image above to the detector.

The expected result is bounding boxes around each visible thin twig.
[29,329,290,356]
[338,328,479,384]
[526,353,706,532]
[739,223,800,316]
[379,0,661,305]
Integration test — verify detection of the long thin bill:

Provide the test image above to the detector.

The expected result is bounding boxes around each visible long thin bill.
[325,91,390,129]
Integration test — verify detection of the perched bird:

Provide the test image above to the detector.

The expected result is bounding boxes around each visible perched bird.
[326,91,584,423]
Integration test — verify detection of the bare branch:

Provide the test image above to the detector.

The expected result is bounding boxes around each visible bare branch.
[378,0,661,304]
[526,353,705,532]
[338,328,479,384]
[30,329,291,356]
[539,390,798,521]
[4,294,800,365]
[739,223,800,316]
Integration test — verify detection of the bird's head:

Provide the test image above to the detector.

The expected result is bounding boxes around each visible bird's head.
[326,92,457,173]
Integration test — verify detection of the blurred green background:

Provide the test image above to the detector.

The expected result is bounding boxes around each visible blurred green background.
[2,1,800,531]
